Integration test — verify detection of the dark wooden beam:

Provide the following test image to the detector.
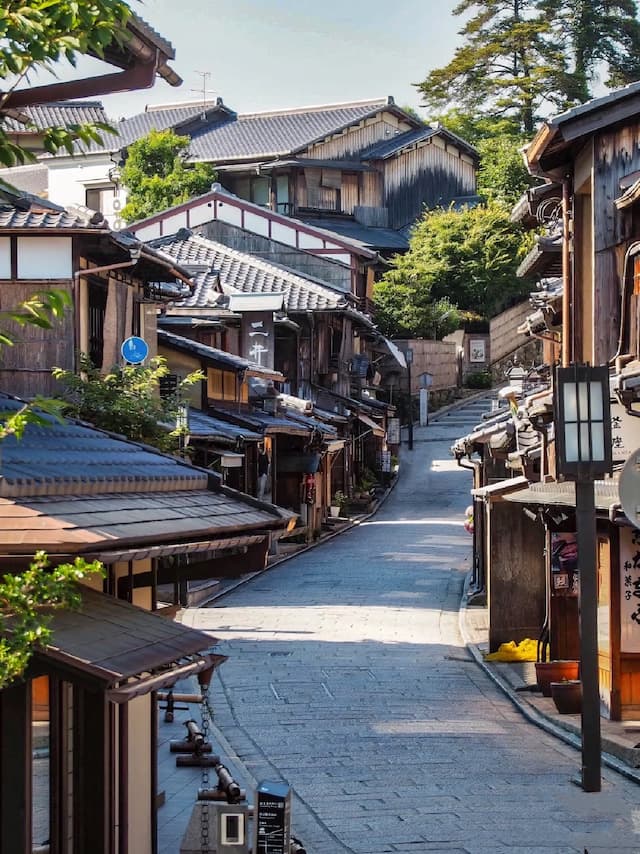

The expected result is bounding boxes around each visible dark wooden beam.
[3,57,158,110]
[0,681,32,853]
[74,687,111,854]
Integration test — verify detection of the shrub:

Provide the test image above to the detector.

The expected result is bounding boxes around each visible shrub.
[464,371,492,389]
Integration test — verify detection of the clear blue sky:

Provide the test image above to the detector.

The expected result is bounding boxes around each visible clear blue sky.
[60,0,464,119]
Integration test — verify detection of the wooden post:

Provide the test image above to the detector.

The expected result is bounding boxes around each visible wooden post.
[0,681,32,853]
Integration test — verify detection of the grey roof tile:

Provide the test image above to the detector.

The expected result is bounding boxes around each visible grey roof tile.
[361,127,438,159]
[0,193,107,230]
[0,396,206,493]
[2,100,109,133]
[150,231,350,312]
[188,101,387,161]
[299,217,410,251]
[186,408,261,441]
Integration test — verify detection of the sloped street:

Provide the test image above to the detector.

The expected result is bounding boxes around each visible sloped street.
[174,397,640,854]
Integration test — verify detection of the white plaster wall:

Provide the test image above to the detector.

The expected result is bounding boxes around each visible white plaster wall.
[47,155,128,228]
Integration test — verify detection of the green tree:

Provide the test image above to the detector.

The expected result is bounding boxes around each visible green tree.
[0,0,130,169]
[417,0,567,135]
[417,0,640,136]
[374,202,530,337]
[0,553,101,689]
[540,0,640,101]
[53,354,204,453]
[476,135,534,206]
[121,129,217,222]
[0,290,103,689]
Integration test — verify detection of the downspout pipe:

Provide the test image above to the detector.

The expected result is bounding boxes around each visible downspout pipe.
[562,177,572,366]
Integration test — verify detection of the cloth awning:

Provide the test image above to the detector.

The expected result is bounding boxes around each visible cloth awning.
[33,586,227,703]
[357,413,385,438]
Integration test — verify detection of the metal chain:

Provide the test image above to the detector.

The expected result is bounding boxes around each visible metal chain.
[200,684,211,853]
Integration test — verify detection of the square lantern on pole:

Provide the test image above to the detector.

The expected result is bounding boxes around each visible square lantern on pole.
[554,364,612,480]
[553,363,612,794]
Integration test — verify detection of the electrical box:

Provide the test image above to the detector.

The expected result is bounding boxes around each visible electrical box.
[180,803,252,854]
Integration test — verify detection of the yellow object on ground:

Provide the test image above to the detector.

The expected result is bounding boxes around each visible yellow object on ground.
[484,638,540,662]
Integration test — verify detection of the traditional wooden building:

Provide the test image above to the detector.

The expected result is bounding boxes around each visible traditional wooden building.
[0,395,291,854]
[457,82,640,721]
[22,96,479,258]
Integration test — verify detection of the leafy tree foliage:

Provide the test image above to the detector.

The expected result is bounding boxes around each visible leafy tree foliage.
[0,553,101,690]
[374,202,530,337]
[0,0,130,168]
[476,135,534,206]
[417,0,640,135]
[53,354,203,453]
[121,129,217,223]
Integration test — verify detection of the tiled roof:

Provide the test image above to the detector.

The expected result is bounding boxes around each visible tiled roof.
[116,102,229,149]
[0,190,107,230]
[158,328,283,378]
[150,231,350,313]
[209,406,325,437]
[188,100,388,162]
[0,395,289,552]
[361,127,438,159]
[299,217,410,251]
[0,397,206,496]
[1,100,109,133]
[186,408,261,442]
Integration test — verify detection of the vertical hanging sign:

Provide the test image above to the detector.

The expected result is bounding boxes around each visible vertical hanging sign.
[620,526,640,653]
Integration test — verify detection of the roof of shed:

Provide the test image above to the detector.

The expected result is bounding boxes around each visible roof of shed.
[37,585,222,702]
[299,217,410,251]
[150,230,356,313]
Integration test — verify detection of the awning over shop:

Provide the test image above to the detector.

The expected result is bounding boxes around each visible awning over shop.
[186,408,262,443]
[34,586,226,703]
[472,475,529,500]
[0,488,289,555]
[502,479,620,512]
[357,413,385,438]
[381,337,407,369]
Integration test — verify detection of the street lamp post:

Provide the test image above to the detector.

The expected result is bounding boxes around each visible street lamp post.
[406,348,414,451]
[554,364,612,793]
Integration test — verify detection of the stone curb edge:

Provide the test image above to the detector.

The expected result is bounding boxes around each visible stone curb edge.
[458,571,640,788]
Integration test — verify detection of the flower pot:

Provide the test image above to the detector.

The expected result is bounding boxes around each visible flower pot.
[550,680,582,715]
[535,660,579,697]
[329,505,340,518]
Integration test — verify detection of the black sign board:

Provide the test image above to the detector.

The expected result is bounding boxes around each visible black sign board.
[253,781,291,854]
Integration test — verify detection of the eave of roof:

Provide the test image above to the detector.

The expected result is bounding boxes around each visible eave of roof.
[157,328,284,382]
[526,81,640,175]
[32,586,222,702]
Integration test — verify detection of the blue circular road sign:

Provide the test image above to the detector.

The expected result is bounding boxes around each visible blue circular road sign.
[121,336,149,364]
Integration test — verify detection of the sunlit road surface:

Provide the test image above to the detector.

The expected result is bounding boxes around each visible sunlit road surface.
[183,402,640,854]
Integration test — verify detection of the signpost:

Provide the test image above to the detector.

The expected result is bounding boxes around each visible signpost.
[121,336,149,365]
[418,372,433,427]
[253,781,291,854]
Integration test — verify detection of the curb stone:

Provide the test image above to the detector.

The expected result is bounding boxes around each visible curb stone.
[458,570,640,787]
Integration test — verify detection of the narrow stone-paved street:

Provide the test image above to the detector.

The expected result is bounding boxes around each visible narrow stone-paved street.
[177,398,640,854]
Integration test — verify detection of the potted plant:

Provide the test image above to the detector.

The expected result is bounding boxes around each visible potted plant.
[330,491,347,518]
[550,679,582,714]
[535,660,579,697]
